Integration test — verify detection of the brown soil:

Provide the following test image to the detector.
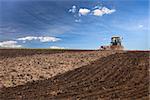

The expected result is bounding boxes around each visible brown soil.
[0,49,116,87]
[0,51,149,100]
[0,49,95,58]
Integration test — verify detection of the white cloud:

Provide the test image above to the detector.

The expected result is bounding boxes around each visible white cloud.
[38,37,60,42]
[138,24,144,28]
[69,5,116,22]
[93,7,116,16]
[49,46,65,49]
[17,36,37,41]
[0,41,22,48]
[69,5,77,13]
[75,19,81,23]
[79,8,90,15]
[17,36,61,42]
[102,7,116,14]
[93,9,104,16]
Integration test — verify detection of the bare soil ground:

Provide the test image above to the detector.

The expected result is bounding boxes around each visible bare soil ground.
[0,50,149,100]
[0,49,116,87]
[0,49,95,58]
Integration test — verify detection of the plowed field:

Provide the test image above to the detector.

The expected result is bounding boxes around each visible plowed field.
[0,50,149,100]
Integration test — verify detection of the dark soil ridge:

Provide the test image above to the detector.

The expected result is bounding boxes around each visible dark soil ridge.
[0,49,95,58]
[0,51,149,100]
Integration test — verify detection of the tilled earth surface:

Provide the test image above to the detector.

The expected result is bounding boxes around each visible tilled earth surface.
[0,49,116,87]
[0,50,149,100]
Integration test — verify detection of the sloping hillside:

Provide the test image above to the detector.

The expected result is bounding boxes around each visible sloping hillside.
[0,51,149,100]
[0,50,115,87]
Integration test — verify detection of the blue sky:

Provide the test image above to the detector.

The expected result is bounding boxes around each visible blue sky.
[0,0,149,50]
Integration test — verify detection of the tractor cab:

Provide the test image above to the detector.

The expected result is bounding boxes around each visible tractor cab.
[111,36,122,46]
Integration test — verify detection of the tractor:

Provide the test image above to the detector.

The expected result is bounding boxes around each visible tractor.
[100,36,124,50]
